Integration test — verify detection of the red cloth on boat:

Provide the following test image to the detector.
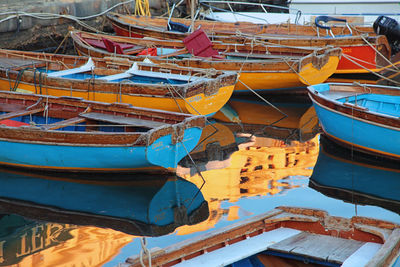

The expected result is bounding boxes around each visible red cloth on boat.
[0,120,29,127]
[137,48,157,56]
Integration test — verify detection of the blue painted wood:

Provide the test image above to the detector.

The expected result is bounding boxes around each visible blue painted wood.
[0,127,201,171]
[309,83,400,158]
[0,169,207,234]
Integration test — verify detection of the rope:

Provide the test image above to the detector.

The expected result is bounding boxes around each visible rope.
[135,0,151,16]
[139,237,151,267]
[282,57,311,86]
[360,34,399,71]
[341,54,400,86]
[0,0,136,34]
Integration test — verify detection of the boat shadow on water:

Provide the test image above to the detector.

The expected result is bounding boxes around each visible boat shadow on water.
[0,167,209,238]
[310,135,400,215]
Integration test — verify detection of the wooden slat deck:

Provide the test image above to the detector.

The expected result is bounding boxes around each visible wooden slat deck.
[267,232,367,265]
[79,112,168,129]
[0,107,45,121]
[0,57,43,69]
[41,117,86,130]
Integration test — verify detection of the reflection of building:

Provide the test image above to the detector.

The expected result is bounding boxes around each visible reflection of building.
[176,135,319,234]
[5,225,132,267]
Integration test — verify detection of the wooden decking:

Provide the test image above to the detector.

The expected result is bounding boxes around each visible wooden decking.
[267,231,381,266]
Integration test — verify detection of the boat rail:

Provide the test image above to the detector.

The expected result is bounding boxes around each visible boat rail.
[199,0,302,24]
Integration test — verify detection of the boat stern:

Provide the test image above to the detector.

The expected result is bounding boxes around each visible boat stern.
[299,47,341,86]
[146,116,206,169]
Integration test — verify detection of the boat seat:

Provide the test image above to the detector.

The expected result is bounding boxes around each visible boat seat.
[47,58,95,78]
[98,62,209,82]
[0,107,45,121]
[79,112,168,129]
[41,117,86,130]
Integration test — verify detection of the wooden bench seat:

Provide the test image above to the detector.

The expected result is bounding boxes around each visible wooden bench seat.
[0,107,45,121]
[79,112,168,129]
[41,117,86,130]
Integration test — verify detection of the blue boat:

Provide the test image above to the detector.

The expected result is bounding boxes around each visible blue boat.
[0,91,205,172]
[307,83,400,160]
[310,136,400,214]
[0,168,208,236]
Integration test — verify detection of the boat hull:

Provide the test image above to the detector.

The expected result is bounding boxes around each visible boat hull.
[308,83,400,160]
[0,80,234,117]
[0,126,202,172]
[313,99,400,159]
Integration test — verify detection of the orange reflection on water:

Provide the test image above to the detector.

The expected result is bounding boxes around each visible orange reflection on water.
[176,135,319,235]
[8,226,133,267]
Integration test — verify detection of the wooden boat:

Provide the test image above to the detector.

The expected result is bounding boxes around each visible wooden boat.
[0,91,205,172]
[0,168,208,236]
[307,82,400,160]
[107,12,375,40]
[71,30,342,93]
[106,13,392,77]
[0,49,237,116]
[310,135,400,215]
[124,206,400,267]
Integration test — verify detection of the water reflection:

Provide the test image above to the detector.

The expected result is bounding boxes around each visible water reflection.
[0,169,208,237]
[310,136,400,215]
[213,97,319,142]
[0,215,132,266]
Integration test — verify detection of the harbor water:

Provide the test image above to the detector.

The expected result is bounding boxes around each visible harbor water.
[0,96,399,266]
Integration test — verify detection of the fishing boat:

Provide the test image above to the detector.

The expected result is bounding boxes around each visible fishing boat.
[0,168,208,236]
[71,30,341,94]
[0,90,205,172]
[106,13,393,79]
[0,49,237,116]
[307,82,400,160]
[310,135,400,215]
[123,206,400,267]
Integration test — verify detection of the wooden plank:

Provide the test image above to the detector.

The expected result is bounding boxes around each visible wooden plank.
[174,228,301,267]
[79,112,167,129]
[342,242,382,267]
[41,117,86,130]
[0,57,43,69]
[268,232,365,265]
[0,107,45,121]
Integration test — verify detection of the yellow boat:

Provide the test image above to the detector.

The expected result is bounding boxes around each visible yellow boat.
[0,49,237,116]
[70,30,341,94]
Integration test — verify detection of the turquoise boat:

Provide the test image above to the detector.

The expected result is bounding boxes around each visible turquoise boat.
[307,83,400,160]
[0,168,208,236]
[0,91,205,172]
[310,136,400,214]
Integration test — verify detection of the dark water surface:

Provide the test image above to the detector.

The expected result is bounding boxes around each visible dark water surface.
[0,98,399,267]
